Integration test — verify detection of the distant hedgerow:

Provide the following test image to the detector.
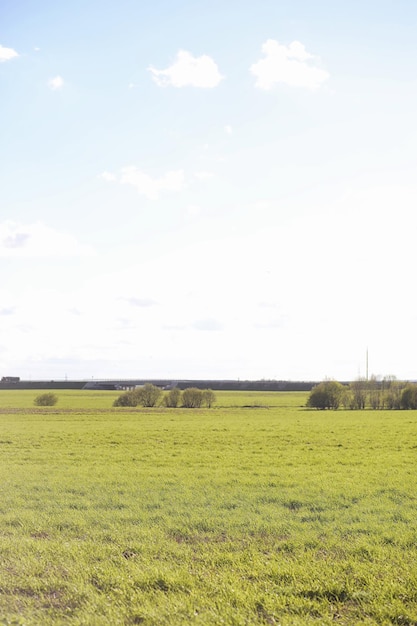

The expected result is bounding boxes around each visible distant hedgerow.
[307,377,417,410]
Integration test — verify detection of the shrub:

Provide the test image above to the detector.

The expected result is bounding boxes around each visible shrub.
[113,390,140,407]
[203,389,216,408]
[400,384,417,410]
[182,387,204,408]
[135,383,162,407]
[113,384,162,408]
[34,392,58,407]
[307,381,345,410]
[164,387,181,408]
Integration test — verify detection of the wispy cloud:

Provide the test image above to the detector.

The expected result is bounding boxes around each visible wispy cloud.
[0,44,18,62]
[194,171,214,181]
[254,318,286,329]
[100,167,185,200]
[149,50,224,88]
[0,221,94,258]
[250,39,329,90]
[48,75,64,90]
[99,171,116,182]
[125,297,158,308]
[3,232,30,248]
[192,318,223,331]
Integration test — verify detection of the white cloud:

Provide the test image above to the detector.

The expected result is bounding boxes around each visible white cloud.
[250,39,329,90]
[149,50,224,88]
[102,166,186,200]
[194,171,214,180]
[102,166,215,199]
[225,125,233,135]
[48,75,64,90]
[99,171,117,182]
[0,44,18,62]
[0,221,93,258]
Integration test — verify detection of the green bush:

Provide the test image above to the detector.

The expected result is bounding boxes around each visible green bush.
[113,384,162,408]
[135,383,162,407]
[400,384,417,410]
[113,390,140,407]
[34,392,58,407]
[164,387,182,408]
[203,389,216,408]
[182,387,204,408]
[307,381,345,410]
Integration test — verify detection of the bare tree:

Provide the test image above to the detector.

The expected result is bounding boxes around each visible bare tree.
[203,389,216,408]
[350,378,367,410]
[368,376,382,410]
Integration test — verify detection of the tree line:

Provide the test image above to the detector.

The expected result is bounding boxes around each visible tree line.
[113,384,216,409]
[307,377,417,410]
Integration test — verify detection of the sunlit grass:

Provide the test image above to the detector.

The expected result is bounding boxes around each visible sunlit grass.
[0,390,417,624]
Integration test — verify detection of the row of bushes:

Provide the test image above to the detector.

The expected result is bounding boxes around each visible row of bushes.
[113,384,216,409]
[31,385,216,409]
[307,379,417,410]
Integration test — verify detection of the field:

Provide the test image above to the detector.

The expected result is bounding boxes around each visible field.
[1,390,417,625]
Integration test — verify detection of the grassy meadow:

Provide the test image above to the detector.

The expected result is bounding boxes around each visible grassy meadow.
[0,390,417,625]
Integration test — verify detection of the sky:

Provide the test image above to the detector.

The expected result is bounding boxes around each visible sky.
[1,0,417,382]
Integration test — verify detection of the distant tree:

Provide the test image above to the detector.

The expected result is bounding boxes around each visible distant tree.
[307,375,417,412]
[135,383,162,407]
[34,392,58,407]
[400,383,417,410]
[340,389,351,409]
[350,378,368,410]
[382,377,402,410]
[203,389,216,408]
[182,387,204,408]
[368,376,382,410]
[306,380,345,410]
[164,387,182,408]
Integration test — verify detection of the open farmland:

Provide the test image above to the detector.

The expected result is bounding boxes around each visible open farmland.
[0,391,417,625]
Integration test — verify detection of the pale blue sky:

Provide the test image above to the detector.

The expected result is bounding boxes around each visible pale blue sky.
[1,1,417,380]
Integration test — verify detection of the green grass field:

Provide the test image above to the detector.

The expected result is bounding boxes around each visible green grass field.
[1,390,417,625]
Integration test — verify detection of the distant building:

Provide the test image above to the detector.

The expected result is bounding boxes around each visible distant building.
[1,376,20,383]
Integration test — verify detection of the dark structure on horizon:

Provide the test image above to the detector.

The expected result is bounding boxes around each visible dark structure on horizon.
[0,378,320,392]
